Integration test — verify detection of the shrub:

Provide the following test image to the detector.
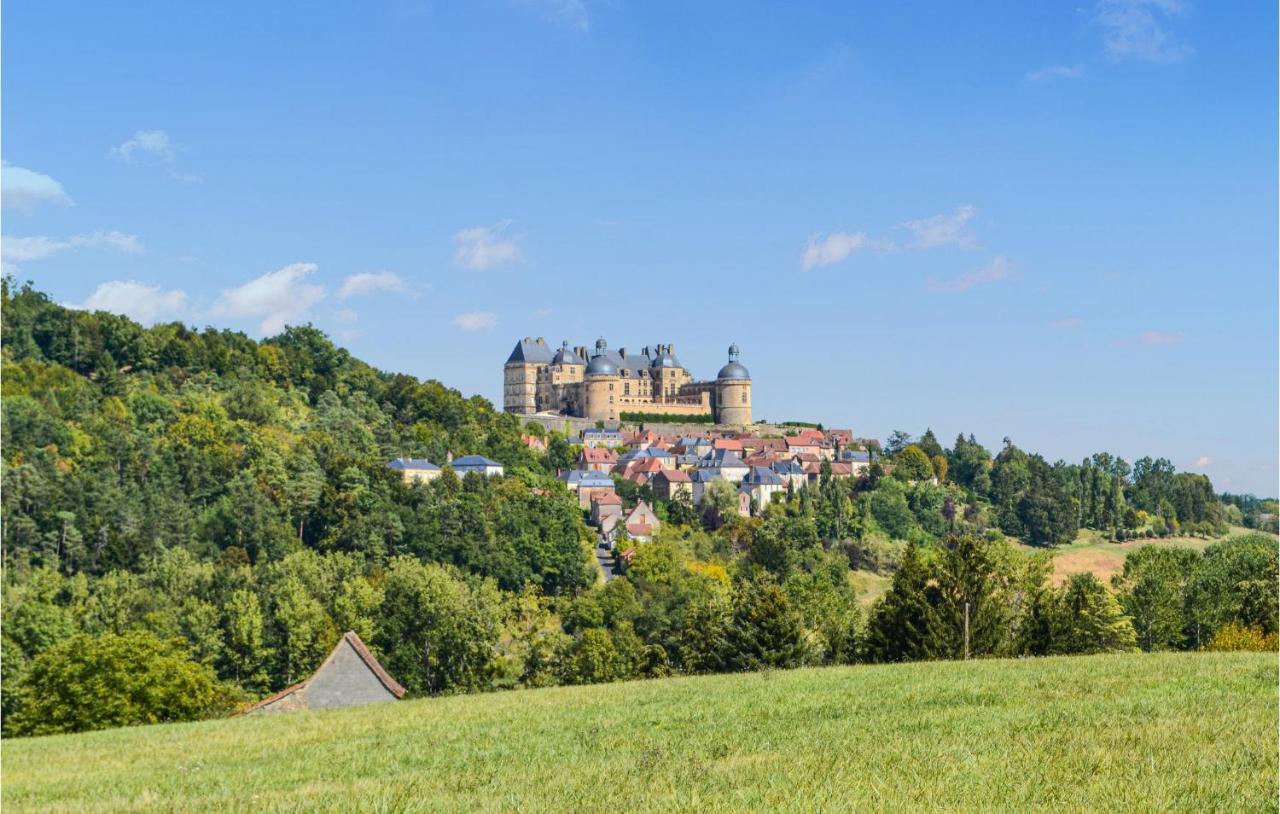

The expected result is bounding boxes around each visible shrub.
[8,631,239,736]
[1205,624,1278,653]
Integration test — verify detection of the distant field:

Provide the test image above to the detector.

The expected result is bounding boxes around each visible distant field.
[1018,526,1273,586]
[4,652,1275,813]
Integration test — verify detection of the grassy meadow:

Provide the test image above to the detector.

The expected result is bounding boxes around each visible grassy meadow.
[3,652,1275,813]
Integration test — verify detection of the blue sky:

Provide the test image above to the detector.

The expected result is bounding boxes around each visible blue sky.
[3,1,1276,495]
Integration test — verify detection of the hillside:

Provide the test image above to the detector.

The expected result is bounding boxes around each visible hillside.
[3,652,1276,813]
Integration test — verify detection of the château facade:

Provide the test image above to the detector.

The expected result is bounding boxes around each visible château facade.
[504,338,752,425]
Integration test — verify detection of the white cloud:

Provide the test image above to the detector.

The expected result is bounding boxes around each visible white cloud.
[521,0,590,32]
[76,281,187,324]
[70,230,144,254]
[1027,65,1084,81]
[900,205,979,250]
[1192,455,1213,468]
[111,129,176,162]
[801,231,871,271]
[1096,0,1192,63]
[1136,330,1183,346]
[453,311,497,331]
[454,220,524,270]
[337,271,409,300]
[1,230,143,264]
[214,263,327,335]
[1,163,73,212]
[2,236,72,263]
[927,255,1014,293]
[334,308,359,323]
[1047,316,1085,330]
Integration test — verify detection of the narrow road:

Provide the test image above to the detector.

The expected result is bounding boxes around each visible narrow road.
[595,538,616,582]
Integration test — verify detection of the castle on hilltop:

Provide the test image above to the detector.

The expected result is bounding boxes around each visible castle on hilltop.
[504,338,752,425]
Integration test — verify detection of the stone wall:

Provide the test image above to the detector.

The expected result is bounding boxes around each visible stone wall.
[518,413,794,439]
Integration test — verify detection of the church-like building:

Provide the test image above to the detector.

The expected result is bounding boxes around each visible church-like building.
[504,338,752,425]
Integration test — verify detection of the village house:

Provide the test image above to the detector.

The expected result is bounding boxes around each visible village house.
[698,449,750,482]
[590,492,624,526]
[652,469,692,502]
[521,434,548,452]
[244,631,405,715]
[385,458,441,484]
[450,454,505,478]
[579,483,618,511]
[741,465,786,509]
[579,447,618,472]
[580,428,626,448]
[622,501,660,541]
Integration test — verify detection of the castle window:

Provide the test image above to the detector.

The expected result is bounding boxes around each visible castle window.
[742,391,748,404]
[624,383,630,395]
[609,383,613,391]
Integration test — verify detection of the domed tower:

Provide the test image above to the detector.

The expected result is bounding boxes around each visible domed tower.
[584,338,621,422]
[715,343,752,426]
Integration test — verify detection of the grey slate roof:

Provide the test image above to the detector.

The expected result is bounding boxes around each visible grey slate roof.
[551,340,584,366]
[699,449,747,469]
[744,466,784,486]
[451,454,502,468]
[717,361,751,380]
[387,458,440,471]
[771,461,806,475]
[506,338,555,364]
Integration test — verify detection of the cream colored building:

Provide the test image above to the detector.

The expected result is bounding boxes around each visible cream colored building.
[503,338,752,425]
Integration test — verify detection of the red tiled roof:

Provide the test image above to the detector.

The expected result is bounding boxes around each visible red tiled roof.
[581,448,617,463]
[785,437,817,449]
[658,469,691,482]
[713,439,744,451]
[626,522,653,536]
[592,493,623,505]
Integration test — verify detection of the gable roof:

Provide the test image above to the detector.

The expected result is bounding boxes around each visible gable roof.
[242,631,404,714]
[656,469,691,483]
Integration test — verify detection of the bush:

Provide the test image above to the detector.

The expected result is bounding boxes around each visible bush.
[1204,624,1278,653]
[8,631,239,736]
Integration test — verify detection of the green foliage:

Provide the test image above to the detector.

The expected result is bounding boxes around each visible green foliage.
[619,411,715,424]
[717,579,810,671]
[1048,574,1138,655]
[1204,623,1278,652]
[7,631,238,736]
[893,445,934,482]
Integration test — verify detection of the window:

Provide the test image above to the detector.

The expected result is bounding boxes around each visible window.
[742,391,748,404]
[609,383,613,391]
[624,383,630,395]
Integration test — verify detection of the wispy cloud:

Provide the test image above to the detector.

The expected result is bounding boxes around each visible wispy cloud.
[1136,330,1183,346]
[1,163,73,212]
[519,0,590,32]
[111,129,203,183]
[337,271,410,300]
[454,311,498,331]
[1027,65,1084,81]
[801,231,872,271]
[112,129,176,162]
[75,281,187,324]
[1095,0,1193,63]
[213,263,326,335]
[1,230,144,264]
[927,255,1014,293]
[900,205,979,250]
[454,220,524,270]
[1048,316,1085,330]
[1192,455,1213,468]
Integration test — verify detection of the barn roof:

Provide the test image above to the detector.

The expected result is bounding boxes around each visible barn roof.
[242,631,405,714]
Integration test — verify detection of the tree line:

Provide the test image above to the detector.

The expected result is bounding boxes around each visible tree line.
[2,280,1274,736]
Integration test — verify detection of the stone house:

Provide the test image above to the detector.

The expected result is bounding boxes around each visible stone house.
[652,469,692,502]
[386,458,441,484]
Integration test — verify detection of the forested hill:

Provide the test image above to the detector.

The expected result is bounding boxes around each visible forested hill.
[1,280,587,580]
[2,279,1276,740]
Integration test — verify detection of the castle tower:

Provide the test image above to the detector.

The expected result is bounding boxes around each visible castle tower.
[583,338,622,422]
[714,343,752,426]
[503,337,553,414]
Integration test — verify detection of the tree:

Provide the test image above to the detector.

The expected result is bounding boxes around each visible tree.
[893,445,934,482]
[8,631,238,736]
[1049,574,1137,655]
[717,579,809,670]
[865,543,936,662]
[926,535,1011,659]
[1115,547,1201,651]
[884,430,914,457]
[378,557,503,695]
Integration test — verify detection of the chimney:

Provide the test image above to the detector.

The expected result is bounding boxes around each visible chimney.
[619,347,627,359]
[536,337,545,345]
[669,343,676,355]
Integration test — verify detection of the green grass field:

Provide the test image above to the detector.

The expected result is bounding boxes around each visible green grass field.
[4,652,1275,813]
